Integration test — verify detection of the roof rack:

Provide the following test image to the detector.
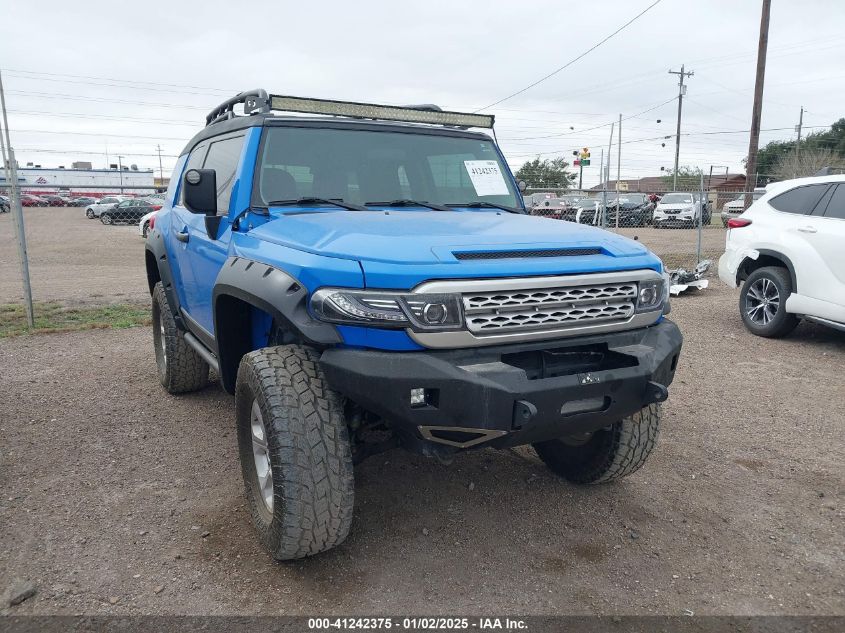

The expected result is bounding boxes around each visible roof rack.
[206,89,270,126]
[205,90,494,129]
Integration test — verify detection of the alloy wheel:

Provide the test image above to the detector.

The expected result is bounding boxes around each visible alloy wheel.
[250,400,274,513]
[745,277,780,325]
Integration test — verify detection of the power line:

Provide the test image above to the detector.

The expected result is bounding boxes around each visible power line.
[505,97,677,142]
[6,128,188,141]
[475,0,664,111]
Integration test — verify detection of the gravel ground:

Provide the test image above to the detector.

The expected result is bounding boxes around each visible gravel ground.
[1,284,843,616]
[0,207,147,307]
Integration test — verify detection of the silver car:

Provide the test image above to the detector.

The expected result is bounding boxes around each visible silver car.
[85,195,131,219]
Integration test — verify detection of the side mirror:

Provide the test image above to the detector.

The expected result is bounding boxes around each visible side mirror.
[518,180,527,192]
[183,168,217,215]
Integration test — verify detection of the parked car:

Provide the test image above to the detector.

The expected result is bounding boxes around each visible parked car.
[603,194,655,227]
[0,194,9,213]
[145,89,682,561]
[85,196,129,218]
[529,196,569,220]
[70,196,97,207]
[719,175,845,337]
[652,192,703,228]
[138,208,159,237]
[39,194,66,207]
[20,194,45,207]
[100,198,162,225]
[721,188,766,227]
[524,192,559,209]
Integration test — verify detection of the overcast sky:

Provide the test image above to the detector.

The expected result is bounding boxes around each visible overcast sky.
[1,0,843,188]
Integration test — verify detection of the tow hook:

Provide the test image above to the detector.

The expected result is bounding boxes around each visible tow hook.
[513,400,538,428]
[645,381,669,403]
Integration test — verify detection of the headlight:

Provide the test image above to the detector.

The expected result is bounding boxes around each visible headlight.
[636,275,669,314]
[311,288,463,331]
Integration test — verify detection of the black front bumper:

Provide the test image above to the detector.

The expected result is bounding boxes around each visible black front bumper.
[320,320,682,453]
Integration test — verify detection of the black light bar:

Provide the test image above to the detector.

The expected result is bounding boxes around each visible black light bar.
[269,95,494,129]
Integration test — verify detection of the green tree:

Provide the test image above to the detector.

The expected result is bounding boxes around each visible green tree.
[754,117,845,183]
[660,166,704,190]
[515,157,577,189]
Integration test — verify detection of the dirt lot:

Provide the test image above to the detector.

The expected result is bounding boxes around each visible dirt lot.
[0,206,843,616]
[0,207,148,307]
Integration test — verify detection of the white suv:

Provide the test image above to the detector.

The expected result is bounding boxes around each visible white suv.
[85,195,130,219]
[719,175,845,337]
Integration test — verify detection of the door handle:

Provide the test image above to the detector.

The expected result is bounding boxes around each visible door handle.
[175,229,190,243]
[797,226,817,234]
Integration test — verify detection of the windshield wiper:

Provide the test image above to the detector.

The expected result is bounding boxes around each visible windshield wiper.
[364,199,451,211]
[265,197,367,211]
[445,201,523,214]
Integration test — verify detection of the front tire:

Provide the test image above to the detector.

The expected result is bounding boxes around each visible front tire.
[235,345,355,561]
[100,213,112,225]
[739,266,799,338]
[151,282,208,393]
[86,208,94,219]
[533,404,661,484]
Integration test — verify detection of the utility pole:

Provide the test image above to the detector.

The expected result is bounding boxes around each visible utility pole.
[0,69,35,327]
[603,122,614,228]
[616,113,622,229]
[669,64,694,191]
[794,106,804,177]
[156,144,164,187]
[599,148,604,188]
[117,155,124,194]
[745,0,771,206]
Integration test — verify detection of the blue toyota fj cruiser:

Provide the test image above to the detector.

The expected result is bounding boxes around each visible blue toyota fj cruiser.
[145,90,683,560]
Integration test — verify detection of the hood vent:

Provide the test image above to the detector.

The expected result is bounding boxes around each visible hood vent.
[453,247,603,261]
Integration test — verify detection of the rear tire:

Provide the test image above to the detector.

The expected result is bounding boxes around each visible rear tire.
[533,404,661,484]
[235,345,355,560]
[151,282,208,393]
[739,266,799,338]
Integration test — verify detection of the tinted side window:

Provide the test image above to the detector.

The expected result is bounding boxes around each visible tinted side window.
[821,184,845,220]
[769,184,830,214]
[179,144,208,205]
[203,135,245,215]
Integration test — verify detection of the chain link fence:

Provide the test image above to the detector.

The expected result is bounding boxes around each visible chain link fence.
[1,184,164,335]
[523,186,762,273]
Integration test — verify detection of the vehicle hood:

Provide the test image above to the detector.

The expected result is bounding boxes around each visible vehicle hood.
[608,202,647,211]
[248,209,657,271]
[655,203,695,211]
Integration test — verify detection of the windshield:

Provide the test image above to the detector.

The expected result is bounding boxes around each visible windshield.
[257,127,519,209]
[661,193,693,204]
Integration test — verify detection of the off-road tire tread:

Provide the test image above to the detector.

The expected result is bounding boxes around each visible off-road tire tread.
[152,282,208,393]
[236,345,354,561]
[534,404,661,484]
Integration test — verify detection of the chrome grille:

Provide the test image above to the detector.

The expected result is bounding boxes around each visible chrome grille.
[463,282,637,334]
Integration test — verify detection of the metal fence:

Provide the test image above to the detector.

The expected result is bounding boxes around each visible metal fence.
[524,186,758,273]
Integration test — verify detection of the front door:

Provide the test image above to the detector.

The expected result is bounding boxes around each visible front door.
[182,133,246,333]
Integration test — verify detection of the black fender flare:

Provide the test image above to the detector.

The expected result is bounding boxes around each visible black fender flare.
[144,230,186,331]
[212,257,342,392]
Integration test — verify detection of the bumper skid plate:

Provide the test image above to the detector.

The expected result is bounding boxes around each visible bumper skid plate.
[320,320,682,452]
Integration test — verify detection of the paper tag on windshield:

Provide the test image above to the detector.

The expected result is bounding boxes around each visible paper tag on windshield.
[464,160,509,196]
